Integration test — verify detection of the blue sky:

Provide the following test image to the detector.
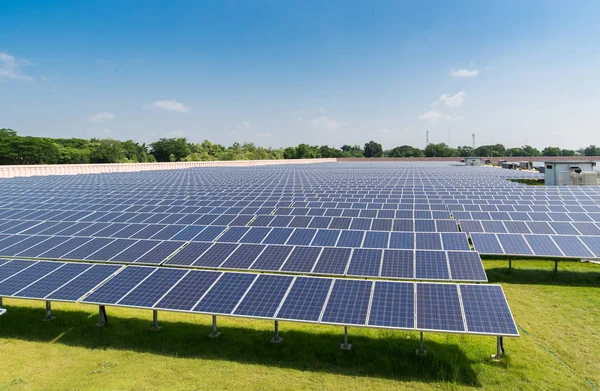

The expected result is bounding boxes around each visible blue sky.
[1,1,599,149]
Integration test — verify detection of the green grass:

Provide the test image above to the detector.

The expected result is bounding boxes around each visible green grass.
[1,260,599,390]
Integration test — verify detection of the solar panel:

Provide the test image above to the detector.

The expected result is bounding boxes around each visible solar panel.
[82,266,155,304]
[551,236,594,258]
[154,270,222,311]
[459,284,518,336]
[389,232,414,249]
[250,245,293,271]
[275,277,332,322]
[496,234,532,255]
[164,242,212,266]
[193,243,239,267]
[0,259,38,283]
[220,244,265,269]
[447,252,487,281]
[311,229,341,246]
[48,264,122,301]
[368,281,414,329]
[579,236,600,257]
[239,227,271,244]
[281,246,322,273]
[193,273,257,314]
[233,274,294,318]
[336,230,364,248]
[346,249,382,277]
[321,279,372,325]
[471,233,504,254]
[262,228,294,245]
[117,268,188,307]
[416,283,465,332]
[12,263,92,299]
[134,241,183,264]
[523,235,564,257]
[415,233,442,250]
[312,247,351,275]
[415,251,449,280]
[441,233,471,251]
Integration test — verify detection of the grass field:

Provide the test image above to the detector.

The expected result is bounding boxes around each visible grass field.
[1,260,599,390]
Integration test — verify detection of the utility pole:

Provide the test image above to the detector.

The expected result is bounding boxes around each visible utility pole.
[426,130,429,147]
[472,133,475,150]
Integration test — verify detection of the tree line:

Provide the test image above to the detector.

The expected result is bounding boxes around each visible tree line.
[1,128,599,165]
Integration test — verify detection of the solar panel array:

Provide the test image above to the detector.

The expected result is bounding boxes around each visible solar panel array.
[0,162,557,339]
[0,258,518,336]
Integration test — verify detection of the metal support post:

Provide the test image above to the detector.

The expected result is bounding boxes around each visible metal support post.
[151,310,160,331]
[209,315,221,338]
[42,301,55,321]
[340,326,352,350]
[96,305,108,327]
[271,320,283,343]
[416,331,427,356]
[491,336,505,360]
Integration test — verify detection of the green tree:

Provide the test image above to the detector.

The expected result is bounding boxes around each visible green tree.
[561,149,576,156]
[457,145,474,156]
[473,144,506,157]
[0,128,18,138]
[542,146,561,156]
[150,138,191,162]
[364,141,383,157]
[424,143,457,157]
[584,145,600,156]
[89,139,126,163]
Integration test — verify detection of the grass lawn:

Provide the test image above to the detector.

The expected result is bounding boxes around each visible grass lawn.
[1,260,599,390]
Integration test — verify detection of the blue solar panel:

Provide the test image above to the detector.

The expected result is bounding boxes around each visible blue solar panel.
[250,245,293,271]
[281,246,321,273]
[573,223,600,236]
[496,234,532,255]
[523,235,564,257]
[134,241,184,264]
[13,263,92,299]
[447,252,487,281]
[85,239,137,261]
[371,218,393,231]
[192,226,227,242]
[0,261,63,296]
[262,228,293,245]
[313,247,351,275]
[311,229,341,246]
[392,219,414,232]
[526,221,555,235]
[579,236,600,257]
[380,249,413,279]
[503,221,530,234]
[109,240,158,263]
[415,233,442,250]
[441,233,471,251]
[193,243,239,267]
[549,222,579,235]
[164,242,212,266]
[0,259,37,282]
[336,230,364,248]
[329,217,352,230]
[233,274,294,318]
[368,281,414,329]
[49,264,122,301]
[552,236,594,258]
[82,266,155,304]
[276,277,332,322]
[118,268,188,307]
[460,284,518,336]
[321,279,372,325]
[471,233,504,254]
[346,249,382,277]
[15,236,69,258]
[250,215,275,227]
[416,283,464,332]
[459,220,483,234]
[61,238,114,260]
[481,221,507,233]
[288,216,313,228]
[389,232,414,249]
[286,228,317,245]
[154,270,222,311]
[415,219,436,232]
[218,227,250,243]
[239,227,271,243]
[193,273,257,314]
[415,251,449,280]
[362,231,389,249]
[349,218,371,230]
[435,220,459,232]
[0,236,48,256]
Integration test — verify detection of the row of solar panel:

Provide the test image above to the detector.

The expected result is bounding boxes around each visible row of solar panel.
[471,233,600,259]
[0,210,458,231]
[0,234,184,265]
[163,243,486,281]
[460,219,600,236]
[449,203,600,213]
[452,211,600,222]
[0,259,517,336]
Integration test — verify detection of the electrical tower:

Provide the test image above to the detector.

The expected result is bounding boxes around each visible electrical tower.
[426,130,429,146]
[472,133,476,150]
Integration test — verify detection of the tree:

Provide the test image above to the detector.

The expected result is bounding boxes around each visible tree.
[542,146,561,156]
[0,128,18,138]
[150,138,191,162]
[283,147,296,159]
[363,141,383,158]
[89,139,126,163]
[386,145,424,157]
[584,145,600,156]
[473,144,506,157]
[424,143,457,157]
[457,145,474,157]
[560,149,576,156]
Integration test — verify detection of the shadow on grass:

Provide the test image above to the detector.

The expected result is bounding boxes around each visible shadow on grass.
[0,304,481,386]
[485,263,600,287]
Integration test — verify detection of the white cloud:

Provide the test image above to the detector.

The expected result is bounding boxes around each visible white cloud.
[150,100,190,113]
[0,52,34,82]
[89,112,116,122]
[241,121,251,129]
[310,116,340,131]
[451,68,479,78]
[319,106,325,113]
[379,128,390,133]
[164,129,186,138]
[419,110,463,124]
[436,91,466,108]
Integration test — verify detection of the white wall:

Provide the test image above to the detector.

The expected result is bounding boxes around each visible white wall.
[0,159,337,178]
